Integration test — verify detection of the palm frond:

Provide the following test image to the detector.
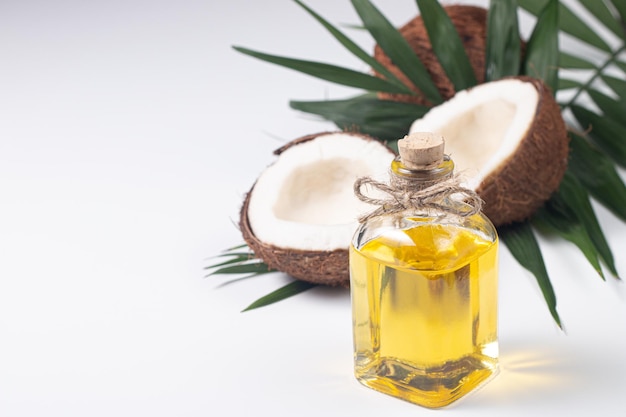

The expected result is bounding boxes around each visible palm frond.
[520,0,626,285]
[519,0,612,52]
[485,0,521,81]
[568,133,626,222]
[293,0,413,94]
[242,281,318,312]
[571,105,626,167]
[522,0,560,91]
[609,0,626,30]
[290,93,428,143]
[415,0,478,90]
[500,222,562,328]
[217,0,626,325]
[577,0,624,38]
[232,46,415,94]
[206,244,318,310]
[351,0,442,103]
[536,171,618,278]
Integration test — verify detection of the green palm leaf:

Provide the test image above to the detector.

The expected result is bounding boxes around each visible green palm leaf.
[587,89,626,125]
[232,46,415,95]
[415,0,477,90]
[290,93,428,143]
[559,51,596,69]
[518,0,611,52]
[522,0,626,118]
[555,1,612,52]
[205,255,255,270]
[569,133,626,222]
[293,0,414,94]
[571,105,626,167]
[602,75,626,105]
[543,171,617,278]
[559,78,582,90]
[534,204,604,280]
[242,280,318,312]
[609,0,626,29]
[557,78,583,90]
[485,0,521,81]
[500,221,562,328]
[578,0,624,39]
[522,0,559,92]
[205,246,257,272]
[206,244,318,310]
[207,262,274,276]
[351,0,442,104]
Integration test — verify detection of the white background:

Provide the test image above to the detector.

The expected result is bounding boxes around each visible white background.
[1,0,625,416]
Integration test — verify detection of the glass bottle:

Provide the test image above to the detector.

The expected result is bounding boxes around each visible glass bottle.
[349,132,499,408]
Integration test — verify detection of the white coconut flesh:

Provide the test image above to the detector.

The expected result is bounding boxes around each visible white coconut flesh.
[409,78,539,189]
[247,133,394,251]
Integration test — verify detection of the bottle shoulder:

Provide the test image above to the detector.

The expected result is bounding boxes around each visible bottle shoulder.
[352,211,497,251]
[351,213,498,272]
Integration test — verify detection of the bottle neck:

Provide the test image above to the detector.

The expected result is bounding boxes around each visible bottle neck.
[390,155,455,190]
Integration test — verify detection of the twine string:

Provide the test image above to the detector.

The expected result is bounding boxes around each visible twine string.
[354,173,483,223]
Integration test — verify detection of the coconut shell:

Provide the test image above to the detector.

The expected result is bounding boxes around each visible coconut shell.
[476,76,570,226]
[239,131,395,287]
[240,190,350,287]
[374,5,488,106]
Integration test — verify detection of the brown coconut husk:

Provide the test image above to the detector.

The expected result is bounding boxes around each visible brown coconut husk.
[374,5,488,106]
[240,191,350,287]
[476,76,570,226]
[239,131,395,287]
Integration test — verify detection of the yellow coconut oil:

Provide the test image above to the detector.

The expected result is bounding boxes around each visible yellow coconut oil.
[350,132,499,408]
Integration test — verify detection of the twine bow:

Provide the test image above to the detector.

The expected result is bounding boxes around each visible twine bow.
[354,173,483,223]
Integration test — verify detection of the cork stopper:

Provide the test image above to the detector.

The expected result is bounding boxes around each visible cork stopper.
[398,132,445,169]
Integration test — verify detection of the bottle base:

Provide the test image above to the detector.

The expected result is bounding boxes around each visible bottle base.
[355,355,498,409]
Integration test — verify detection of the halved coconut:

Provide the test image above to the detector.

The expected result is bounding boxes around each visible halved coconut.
[409,76,569,226]
[240,132,395,286]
